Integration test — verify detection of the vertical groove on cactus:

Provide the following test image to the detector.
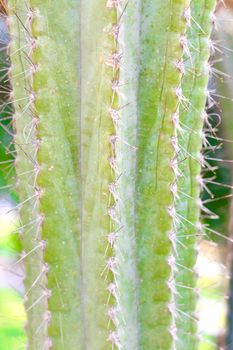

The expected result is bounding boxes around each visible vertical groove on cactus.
[175,0,216,349]
[116,1,141,348]
[80,2,117,348]
[134,1,188,348]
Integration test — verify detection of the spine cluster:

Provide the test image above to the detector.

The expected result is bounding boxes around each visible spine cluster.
[105,1,122,348]
[167,4,192,347]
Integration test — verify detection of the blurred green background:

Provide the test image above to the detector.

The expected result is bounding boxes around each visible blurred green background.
[0,9,25,350]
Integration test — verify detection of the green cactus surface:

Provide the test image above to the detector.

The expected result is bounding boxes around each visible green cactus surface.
[8,0,216,349]
[175,0,216,349]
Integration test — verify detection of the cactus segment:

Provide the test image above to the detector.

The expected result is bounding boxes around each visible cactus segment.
[175,0,217,349]
[10,0,83,348]
[8,0,217,349]
[134,0,189,348]
[9,2,48,348]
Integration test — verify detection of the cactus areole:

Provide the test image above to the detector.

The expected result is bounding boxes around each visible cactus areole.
[8,0,216,349]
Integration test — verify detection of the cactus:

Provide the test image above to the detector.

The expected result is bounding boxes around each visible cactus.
[7,0,216,349]
[175,0,216,348]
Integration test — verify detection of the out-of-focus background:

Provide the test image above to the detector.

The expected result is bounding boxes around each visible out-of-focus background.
[0,5,25,348]
[1,1,233,350]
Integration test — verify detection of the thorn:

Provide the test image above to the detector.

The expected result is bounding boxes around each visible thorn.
[168,231,178,255]
[107,331,121,349]
[108,282,118,299]
[107,232,118,249]
[109,181,117,197]
[168,300,177,318]
[109,108,120,127]
[169,325,178,341]
[44,337,53,350]
[40,239,47,251]
[105,52,123,69]
[35,187,44,199]
[112,79,120,92]
[30,38,37,51]
[111,24,120,40]
[184,7,191,27]
[167,206,176,218]
[167,255,176,270]
[167,278,177,294]
[109,134,118,150]
[44,310,51,325]
[180,35,187,49]
[27,8,36,23]
[102,257,119,278]
[176,60,185,74]
[170,182,178,199]
[108,205,119,222]
[44,288,52,299]
[42,263,49,273]
[109,157,119,174]
[108,306,118,325]
[170,136,180,153]
[106,0,121,8]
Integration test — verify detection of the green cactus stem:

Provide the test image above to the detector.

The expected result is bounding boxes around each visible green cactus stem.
[8,0,216,349]
[10,0,117,348]
[175,0,216,349]
[9,2,48,349]
[133,0,188,348]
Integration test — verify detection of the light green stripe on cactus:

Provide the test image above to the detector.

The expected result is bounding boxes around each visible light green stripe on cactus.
[135,0,188,348]
[176,0,216,349]
[31,1,82,347]
[9,2,48,349]
[10,0,83,347]
[79,2,117,348]
[116,1,141,348]
[10,0,118,348]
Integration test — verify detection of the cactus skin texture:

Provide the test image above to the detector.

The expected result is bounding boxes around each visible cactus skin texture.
[9,2,48,349]
[175,1,216,349]
[8,0,216,349]
[134,1,188,349]
[10,1,82,348]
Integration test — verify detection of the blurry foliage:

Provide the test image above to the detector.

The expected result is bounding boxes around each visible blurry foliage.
[0,16,14,195]
[202,106,232,243]
[201,9,233,243]
[0,12,23,349]
[0,289,25,350]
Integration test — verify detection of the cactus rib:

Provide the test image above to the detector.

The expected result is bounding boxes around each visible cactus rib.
[10,1,82,348]
[176,0,217,349]
[9,2,48,348]
[134,0,188,348]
